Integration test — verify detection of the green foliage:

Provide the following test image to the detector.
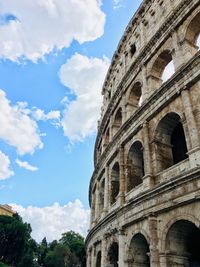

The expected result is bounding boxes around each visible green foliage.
[0,215,86,267]
[0,262,10,267]
[60,230,85,264]
[0,214,34,267]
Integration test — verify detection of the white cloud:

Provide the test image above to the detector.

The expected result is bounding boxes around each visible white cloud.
[11,200,90,242]
[0,151,14,180]
[0,0,105,62]
[59,53,110,141]
[0,89,43,155]
[32,108,60,121]
[113,0,124,9]
[16,159,38,172]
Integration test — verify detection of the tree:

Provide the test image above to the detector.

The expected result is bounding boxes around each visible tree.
[60,231,86,266]
[44,243,78,267]
[0,214,35,267]
[37,238,48,266]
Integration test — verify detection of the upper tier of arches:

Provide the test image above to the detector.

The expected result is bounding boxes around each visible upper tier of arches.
[95,1,200,164]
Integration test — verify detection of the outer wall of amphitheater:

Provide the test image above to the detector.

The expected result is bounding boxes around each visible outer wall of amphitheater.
[85,0,200,266]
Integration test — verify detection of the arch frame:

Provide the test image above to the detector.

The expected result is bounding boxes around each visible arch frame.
[160,214,200,252]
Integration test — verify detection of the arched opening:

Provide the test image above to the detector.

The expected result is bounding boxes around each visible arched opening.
[184,12,200,57]
[96,251,101,267]
[112,108,122,136]
[108,242,118,267]
[126,141,144,192]
[126,82,142,118]
[127,233,150,267]
[99,179,105,213]
[110,162,120,205]
[150,50,175,89]
[155,112,188,172]
[165,220,200,266]
[130,44,136,57]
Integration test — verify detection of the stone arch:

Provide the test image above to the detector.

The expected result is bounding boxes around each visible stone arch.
[150,49,175,88]
[161,214,200,252]
[96,251,101,267]
[112,107,122,136]
[108,242,118,267]
[185,11,200,48]
[127,233,150,267]
[110,162,120,205]
[164,220,200,266]
[126,81,143,118]
[154,112,188,172]
[180,10,200,61]
[126,140,144,192]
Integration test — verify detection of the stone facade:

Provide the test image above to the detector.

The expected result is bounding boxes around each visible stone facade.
[86,0,200,266]
[0,205,15,216]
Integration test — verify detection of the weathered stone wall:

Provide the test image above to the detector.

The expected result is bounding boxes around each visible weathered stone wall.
[86,0,200,266]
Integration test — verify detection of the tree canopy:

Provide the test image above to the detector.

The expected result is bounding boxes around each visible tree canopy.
[0,214,86,267]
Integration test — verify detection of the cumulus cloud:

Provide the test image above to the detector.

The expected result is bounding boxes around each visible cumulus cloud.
[16,159,38,172]
[59,53,110,141]
[11,200,90,242]
[0,0,105,62]
[33,109,60,121]
[0,151,14,180]
[0,89,43,155]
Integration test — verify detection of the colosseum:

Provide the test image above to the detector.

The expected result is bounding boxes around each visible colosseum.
[85,0,200,266]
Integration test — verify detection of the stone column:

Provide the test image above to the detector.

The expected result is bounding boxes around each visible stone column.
[121,98,126,124]
[101,238,107,266]
[87,247,92,267]
[141,66,148,101]
[143,122,154,189]
[181,88,199,148]
[95,182,100,222]
[90,246,95,267]
[139,19,146,47]
[119,146,125,206]
[171,30,183,69]
[90,192,96,228]
[118,229,126,267]
[149,216,160,267]
[181,87,200,167]
[103,166,109,215]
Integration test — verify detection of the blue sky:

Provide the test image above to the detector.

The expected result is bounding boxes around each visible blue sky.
[0,0,142,241]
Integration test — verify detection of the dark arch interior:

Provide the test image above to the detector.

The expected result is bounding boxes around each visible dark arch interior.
[171,122,188,164]
[96,251,101,267]
[166,220,200,266]
[128,233,150,267]
[155,113,188,172]
[110,163,120,205]
[108,242,118,267]
[127,141,144,192]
